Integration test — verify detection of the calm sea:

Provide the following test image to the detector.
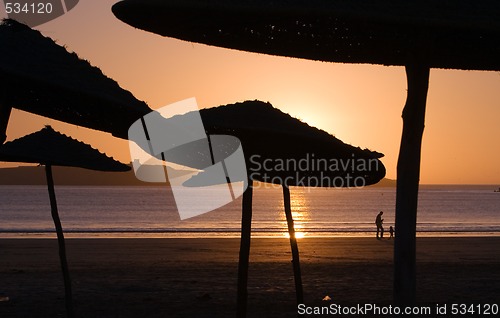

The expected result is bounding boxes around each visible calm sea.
[0,185,499,238]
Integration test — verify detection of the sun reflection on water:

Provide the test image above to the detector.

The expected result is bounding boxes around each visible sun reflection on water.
[284,231,306,239]
[282,188,311,239]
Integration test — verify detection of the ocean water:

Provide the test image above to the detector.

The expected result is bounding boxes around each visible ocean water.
[0,185,499,238]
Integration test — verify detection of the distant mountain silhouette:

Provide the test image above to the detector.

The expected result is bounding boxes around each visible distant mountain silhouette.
[0,165,395,186]
[0,165,161,186]
[372,178,396,187]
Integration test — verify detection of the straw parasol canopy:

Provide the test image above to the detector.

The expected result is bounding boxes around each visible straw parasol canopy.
[113,0,500,305]
[112,0,500,70]
[0,126,131,171]
[171,101,385,186]
[0,126,130,318]
[0,19,151,143]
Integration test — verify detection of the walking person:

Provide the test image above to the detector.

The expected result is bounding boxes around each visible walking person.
[375,211,384,240]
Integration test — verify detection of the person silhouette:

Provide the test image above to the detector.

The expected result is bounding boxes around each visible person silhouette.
[375,211,384,239]
[389,226,394,239]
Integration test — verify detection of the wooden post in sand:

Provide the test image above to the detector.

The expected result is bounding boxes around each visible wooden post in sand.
[45,164,74,318]
[237,179,253,318]
[394,61,430,305]
[283,185,304,309]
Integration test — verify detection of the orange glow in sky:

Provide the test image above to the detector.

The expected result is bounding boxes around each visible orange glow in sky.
[1,0,499,184]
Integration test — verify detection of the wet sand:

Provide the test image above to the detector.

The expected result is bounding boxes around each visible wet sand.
[1,237,499,317]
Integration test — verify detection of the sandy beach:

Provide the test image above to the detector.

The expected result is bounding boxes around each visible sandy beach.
[0,237,499,317]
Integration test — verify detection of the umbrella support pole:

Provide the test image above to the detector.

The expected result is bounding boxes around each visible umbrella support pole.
[394,63,430,305]
[283,185,304,311]
[46,165,74,318]
[0,102,12,144]
[237,179,253,318]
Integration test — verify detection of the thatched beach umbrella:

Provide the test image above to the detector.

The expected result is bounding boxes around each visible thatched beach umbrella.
[144,101,386,316]
[113,0,500,305]
[203,102,385,316]
[0,19,151,143]
[0,126,131,318]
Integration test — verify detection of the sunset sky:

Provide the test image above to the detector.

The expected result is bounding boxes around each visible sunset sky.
[1,0,499,184]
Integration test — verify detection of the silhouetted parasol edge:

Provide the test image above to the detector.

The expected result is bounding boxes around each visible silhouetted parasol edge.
[0,19,151,142]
